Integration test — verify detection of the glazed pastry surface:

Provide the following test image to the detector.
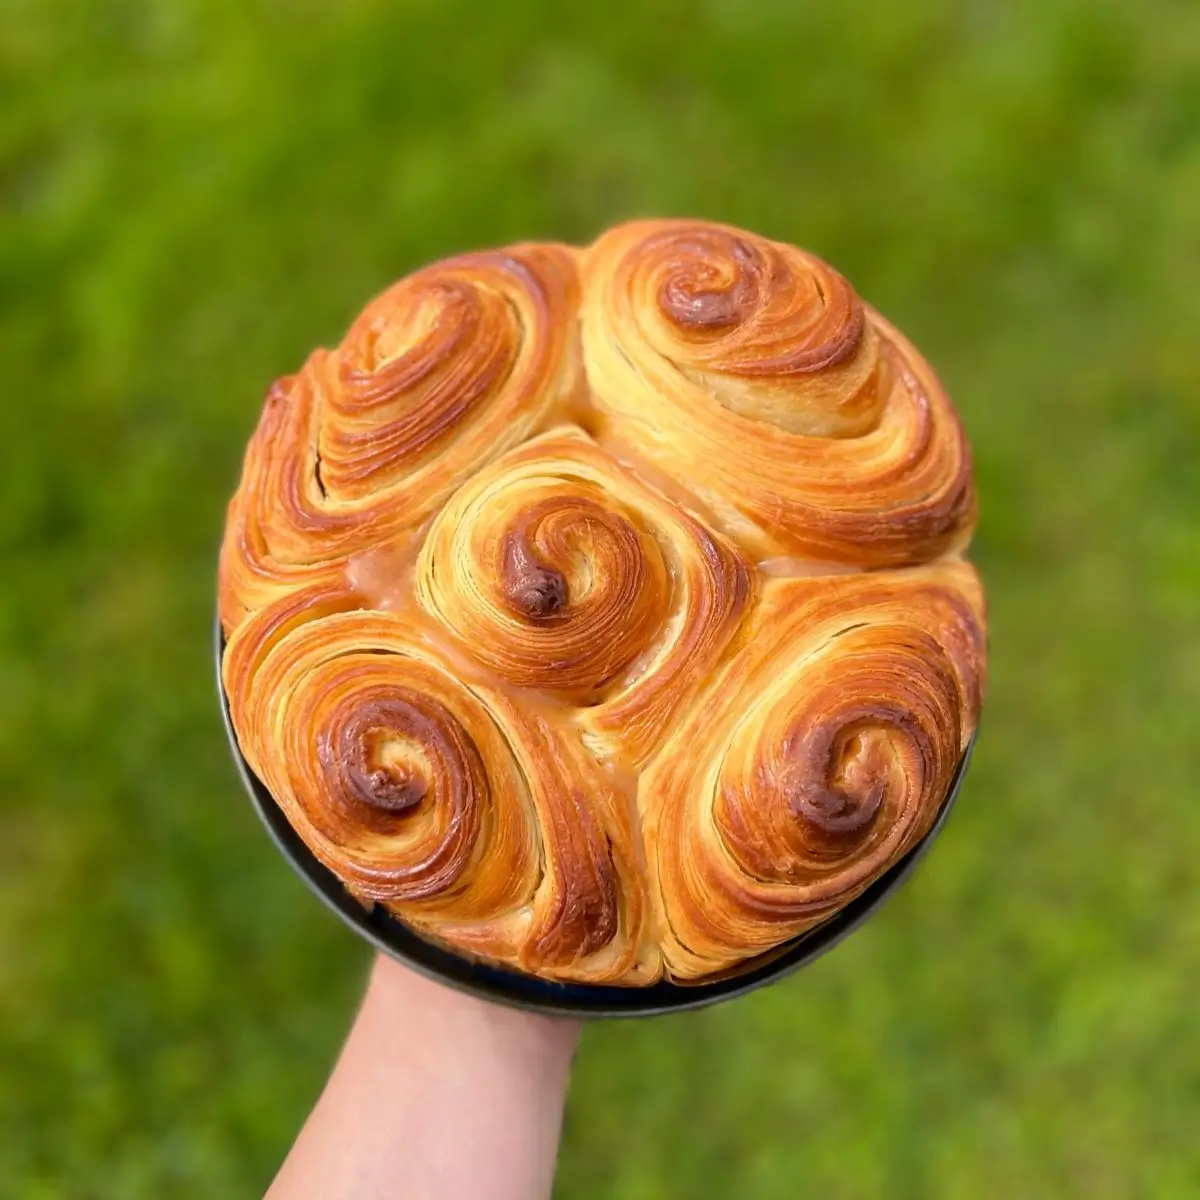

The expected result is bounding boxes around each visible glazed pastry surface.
[220,220,986,984]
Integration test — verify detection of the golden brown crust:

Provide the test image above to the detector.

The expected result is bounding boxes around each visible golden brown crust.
[641,562,985,980]
[219,244,582,631]
[224,599,655,983]
[581,220,976,564]
[415,426,753,767]
[219,220,986,985]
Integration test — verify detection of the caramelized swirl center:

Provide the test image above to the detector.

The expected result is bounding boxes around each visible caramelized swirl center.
[317,687,486,830]
[498,493,651,625]
[657,234,764,332]
[778,720,897,844]
[419,483,673,696]
[640,224,865,376]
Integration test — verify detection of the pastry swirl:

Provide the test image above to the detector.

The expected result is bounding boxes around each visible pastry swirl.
[642,564,984,980]
[219,244,581,630]
[219,220,986,986]
[415,426,752,766]
[224,593,653,982]
[582,220,975,564]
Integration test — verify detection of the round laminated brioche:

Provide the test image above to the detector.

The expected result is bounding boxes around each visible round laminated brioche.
[219,219,986,985]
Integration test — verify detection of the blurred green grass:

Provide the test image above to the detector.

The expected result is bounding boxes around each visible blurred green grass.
[3,0,1199,1195]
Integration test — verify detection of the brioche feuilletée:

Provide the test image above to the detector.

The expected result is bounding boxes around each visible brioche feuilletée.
[219,220,985,986]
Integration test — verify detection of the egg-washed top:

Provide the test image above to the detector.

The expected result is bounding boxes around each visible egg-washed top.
[219,219,986,985]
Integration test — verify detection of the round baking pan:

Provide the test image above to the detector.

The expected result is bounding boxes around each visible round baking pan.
[217,620,976,1017]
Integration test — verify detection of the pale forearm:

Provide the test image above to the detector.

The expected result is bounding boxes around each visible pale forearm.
[267,955,580,1200]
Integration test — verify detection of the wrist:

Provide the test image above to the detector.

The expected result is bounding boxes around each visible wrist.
[268,955,580,1199]
[365,952,582,1068]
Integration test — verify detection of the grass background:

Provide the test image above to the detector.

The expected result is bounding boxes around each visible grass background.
[3,0,1199,1195]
